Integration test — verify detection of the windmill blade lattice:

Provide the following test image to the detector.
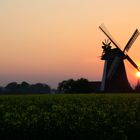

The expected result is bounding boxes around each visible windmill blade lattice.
[126,55,140,72]
[99,24,121,50]
[123,29,140,52]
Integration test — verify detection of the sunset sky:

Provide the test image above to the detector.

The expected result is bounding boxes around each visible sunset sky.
[1,0,140,88]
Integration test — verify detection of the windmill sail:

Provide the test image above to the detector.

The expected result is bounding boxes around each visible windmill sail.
[99,24,121,50]
[126,55,140,71]
[123,29,140,52]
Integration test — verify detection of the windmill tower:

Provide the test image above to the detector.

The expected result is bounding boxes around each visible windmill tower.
[99,24,140,92]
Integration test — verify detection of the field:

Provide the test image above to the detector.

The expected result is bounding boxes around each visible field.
[0,94,140,140]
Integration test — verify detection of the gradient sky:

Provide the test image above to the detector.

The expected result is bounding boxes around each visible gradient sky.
[0,0,140,88]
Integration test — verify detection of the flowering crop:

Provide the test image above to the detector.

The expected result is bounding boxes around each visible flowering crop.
[0,94,140,140]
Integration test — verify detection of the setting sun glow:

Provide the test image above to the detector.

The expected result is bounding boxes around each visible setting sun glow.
[136,72,140,77]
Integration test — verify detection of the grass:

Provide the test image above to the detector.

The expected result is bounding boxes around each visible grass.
[0,93,140,139]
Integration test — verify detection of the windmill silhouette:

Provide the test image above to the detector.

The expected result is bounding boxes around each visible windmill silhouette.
[99,24,140,92]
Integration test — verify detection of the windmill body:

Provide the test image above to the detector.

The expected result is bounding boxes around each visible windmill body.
[99,24,140,92]
[100,47,132,92]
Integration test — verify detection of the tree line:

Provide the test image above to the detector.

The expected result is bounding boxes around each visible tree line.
[58,78,99,93]
[0,82,51,94]
[0,78,139,94]
[0,78,100,94]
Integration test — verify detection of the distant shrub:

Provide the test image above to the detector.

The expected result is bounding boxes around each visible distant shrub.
[5,82,51,94]
[58,78,94,93]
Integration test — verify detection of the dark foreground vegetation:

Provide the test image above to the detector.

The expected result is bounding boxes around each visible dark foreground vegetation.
[0,94,140,139]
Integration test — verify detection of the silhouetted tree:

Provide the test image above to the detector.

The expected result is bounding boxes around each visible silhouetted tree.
[73,78,93,93]
[30,83,51,94]
[0,87,4,94]
[58,79,75,93]
[19,81,30,93]
[58,78,93,93]
[5,82,20,93]
[5,82,51,94]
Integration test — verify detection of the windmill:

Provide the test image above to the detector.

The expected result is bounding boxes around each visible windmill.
[99,24,140,92]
